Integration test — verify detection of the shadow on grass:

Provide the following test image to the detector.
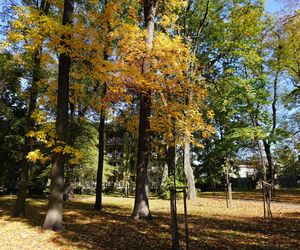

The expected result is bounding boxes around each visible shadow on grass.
[186,213,300,249]
[0,196,300,249]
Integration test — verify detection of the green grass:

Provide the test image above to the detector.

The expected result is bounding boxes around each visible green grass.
[0,195,299,249]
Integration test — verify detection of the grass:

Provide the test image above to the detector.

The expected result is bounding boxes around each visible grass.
[200,188,300,203]
[0,195,299,249]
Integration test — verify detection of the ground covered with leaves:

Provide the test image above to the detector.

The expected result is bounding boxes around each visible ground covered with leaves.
[201,189,300,203]
[0,195,299,249]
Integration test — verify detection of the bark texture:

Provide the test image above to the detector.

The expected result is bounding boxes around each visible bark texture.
[131,0,158,220]
[263,140,275,190]
[43,0,73,230]
[132,94,152,219]
[94,84,107,210]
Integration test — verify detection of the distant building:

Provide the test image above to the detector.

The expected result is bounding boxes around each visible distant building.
[232,164,258,178]
[232,163,259,190]
[103,126,136,191]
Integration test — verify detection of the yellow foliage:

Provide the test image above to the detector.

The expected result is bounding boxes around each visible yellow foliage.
[31,110,47,124]
[26,149,51,164]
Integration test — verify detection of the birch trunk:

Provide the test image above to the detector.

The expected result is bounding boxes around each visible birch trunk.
[184,136,196,200]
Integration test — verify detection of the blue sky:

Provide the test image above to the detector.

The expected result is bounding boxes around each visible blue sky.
[265,0,284,13]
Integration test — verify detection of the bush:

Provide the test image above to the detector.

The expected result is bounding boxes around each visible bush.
[158,177,185,200]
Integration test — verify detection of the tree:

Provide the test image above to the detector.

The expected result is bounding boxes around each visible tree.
[131,0,158,220]
[43,0,74,230]
[13,0,50,217]
[0,52,25,194]
[94,0,112,211]
[185,0,268,191]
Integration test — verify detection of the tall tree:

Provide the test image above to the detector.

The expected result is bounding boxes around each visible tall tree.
[131,0,158,220]
[94,0,110,211]
[43,0,74,230]
[186,0,267,190]
[13,0,50,217]
[94,82,107,210]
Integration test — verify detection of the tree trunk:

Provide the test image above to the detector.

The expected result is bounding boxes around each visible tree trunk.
[257,140,267,182]
[94,84,107,210]
[131,0,158,220]
[166,142,180,250]
[263,67,279,193]
[94,0,110,209]
[183,136,196,200]
[263,140,275,191]
[225,169,232,208]
[132,94,152,220]
[160,162,168,190]
[13,58,38,216]
[63,102,75,202]
[13,0,50,217]
[43,0,73,230]
[167,143,176,178]
[228,183,232,208]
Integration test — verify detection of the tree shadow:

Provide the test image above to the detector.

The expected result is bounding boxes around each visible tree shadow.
[184,214,300,249]
[0,196,299,249]
[0,196,173,249]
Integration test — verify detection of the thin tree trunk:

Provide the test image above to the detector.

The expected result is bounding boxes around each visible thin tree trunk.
[160,161,168,190]
[225,168,232,208]
[13,56,39,217]
[94,84,107,210]
[265,68,279,193]
[167,144,176,179]
[43,0,73,230]
[166,142,179,250]
[94,0,110,210]
[257,140,267,182]
[183,136,196,200]
[263,140,275,191]
[262,140,274,219]
[13,0,50,217]
[228,183,232,208]
[131,0,158,220]
[63,102,75,202]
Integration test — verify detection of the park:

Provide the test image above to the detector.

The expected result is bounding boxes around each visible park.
[1,193,300,249]
[0,0,299,249]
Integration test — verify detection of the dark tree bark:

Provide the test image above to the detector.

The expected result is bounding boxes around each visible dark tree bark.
[263,140,275,190]
[167,144,176,178]
[94,84,107,211]
[43,0,73,230]
[94,0,110,210]
[63,102,75,202]
[166,143,179,249]
[13,0,50,217]
[132,94,152,219]
[131,0,158,220]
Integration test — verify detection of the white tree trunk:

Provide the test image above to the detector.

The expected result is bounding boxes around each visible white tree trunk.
[184,136,196,200]
[160,162,168,189]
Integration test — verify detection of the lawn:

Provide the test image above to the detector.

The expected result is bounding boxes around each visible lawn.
[0,195,299,249]
[200,189,300,203]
